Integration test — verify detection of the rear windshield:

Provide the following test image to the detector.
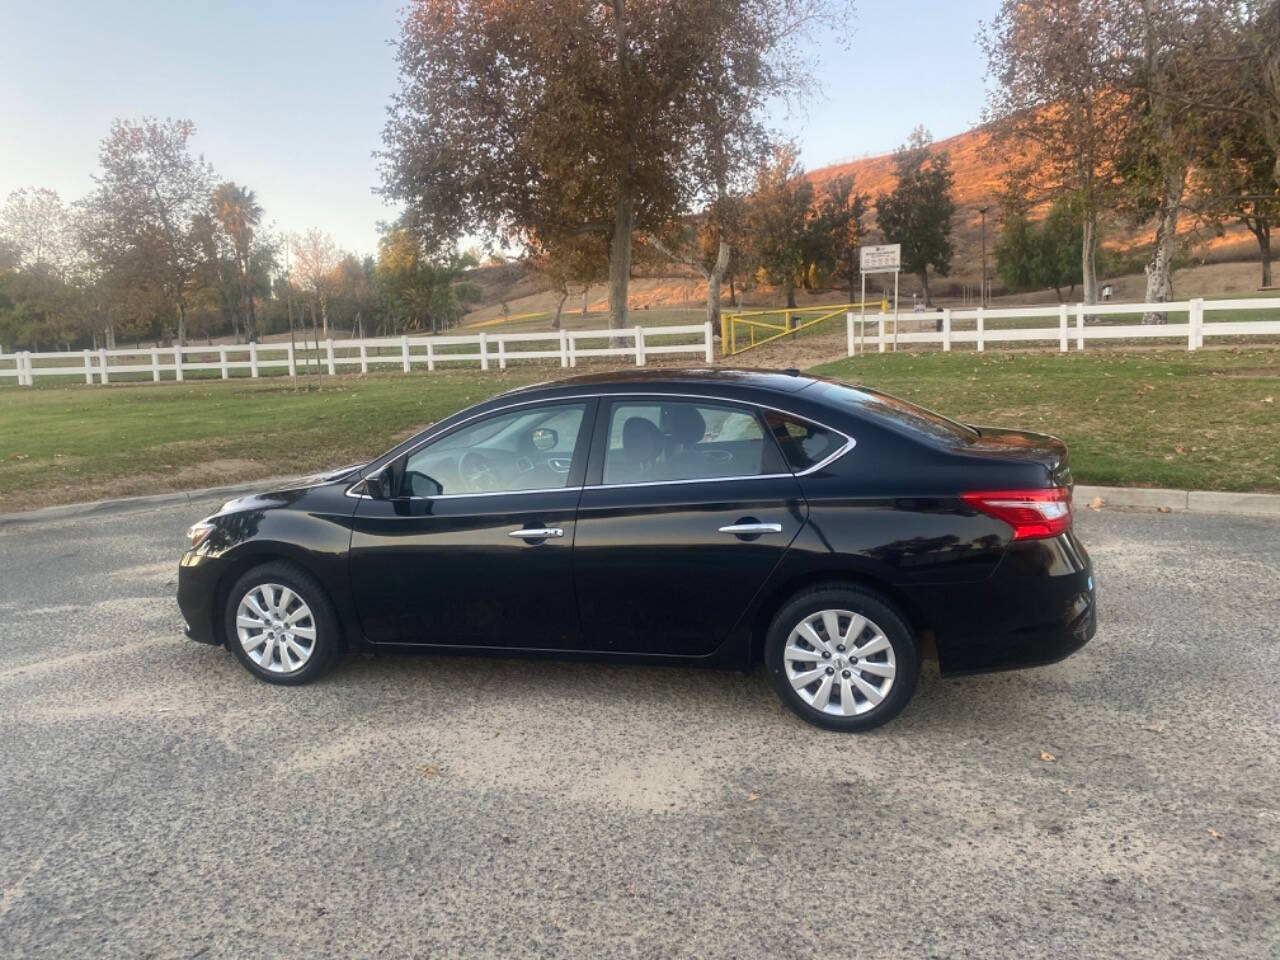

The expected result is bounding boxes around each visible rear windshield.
[813,382,979,446]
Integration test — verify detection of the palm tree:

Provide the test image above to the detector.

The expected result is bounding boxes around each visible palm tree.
[212,182,263,341]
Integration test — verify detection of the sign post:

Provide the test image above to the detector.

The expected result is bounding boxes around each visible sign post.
[859,244,901,353]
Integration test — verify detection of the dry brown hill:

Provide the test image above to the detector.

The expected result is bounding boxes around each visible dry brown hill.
[807,126,1255,287]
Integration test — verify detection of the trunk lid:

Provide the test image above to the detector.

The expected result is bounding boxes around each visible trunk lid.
[967,426,1072,490]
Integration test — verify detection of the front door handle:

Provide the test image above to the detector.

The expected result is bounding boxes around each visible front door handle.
[718,522,783,536]
[509,527,564,540]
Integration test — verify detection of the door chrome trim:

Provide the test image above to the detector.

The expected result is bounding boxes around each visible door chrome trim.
[346,483,581,502]
[590,472,795,491]
[346,390,856,501]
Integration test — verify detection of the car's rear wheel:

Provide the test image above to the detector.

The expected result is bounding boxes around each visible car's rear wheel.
[764,584,919,732]
[223,562,341,685]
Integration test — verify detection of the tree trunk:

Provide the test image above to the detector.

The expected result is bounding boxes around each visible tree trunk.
[552,288,568,330]
[581,285,589,318]
[105,323,116,350]
[919,269,932,307]
[1142,163,1185,324]
[1081,211,1099,307]
[608,182,634,331]
[309,301,321,381]
[784,282,797,309]
[1139,0,1185,325]
[728,272,737,307]
[319,292,330,338]
[176,301,187,346]
[244,271,257,342]
[703,240,730,336]
[1250,220,1273,288]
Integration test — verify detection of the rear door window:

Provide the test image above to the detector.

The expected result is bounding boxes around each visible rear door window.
[764,412,847,472]
[602,399,777,484]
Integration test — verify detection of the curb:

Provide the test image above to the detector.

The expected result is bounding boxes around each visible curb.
[3,478,1279,527]
[1073,484,1280,517]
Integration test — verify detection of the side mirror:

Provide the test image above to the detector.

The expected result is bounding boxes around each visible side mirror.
[363,468,390,500]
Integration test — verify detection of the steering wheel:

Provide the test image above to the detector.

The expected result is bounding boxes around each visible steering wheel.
[458,450,500,492]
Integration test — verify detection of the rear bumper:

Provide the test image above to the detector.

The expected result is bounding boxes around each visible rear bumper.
[907,530,1096,675]
[177,551,222,645]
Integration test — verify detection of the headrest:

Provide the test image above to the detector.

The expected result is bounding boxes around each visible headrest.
[622,416,663,461]
[669,405,706,445]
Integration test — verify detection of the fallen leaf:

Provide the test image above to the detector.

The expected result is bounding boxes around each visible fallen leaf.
[1040,751,1057,763]
[1062,786,1074,796]
[1262,396,1273,404]
[1157,506,1172,513]
[1208,828,1224,840]
[14,454,28,461]
[1142,722,1165,733]
[746,792,760,802]
[416,764,443,778]
[1088,496,1106,511]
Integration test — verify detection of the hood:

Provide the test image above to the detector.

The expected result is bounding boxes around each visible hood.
[213,462,366,516]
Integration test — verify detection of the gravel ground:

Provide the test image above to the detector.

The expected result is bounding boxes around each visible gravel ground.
[0,500,1277,959]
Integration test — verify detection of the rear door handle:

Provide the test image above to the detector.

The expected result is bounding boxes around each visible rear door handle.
[509,527,564,540]
[718,522,783,536]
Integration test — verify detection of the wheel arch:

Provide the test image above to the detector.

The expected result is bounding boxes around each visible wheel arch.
[209,546,341,648]
[747,569,934,669]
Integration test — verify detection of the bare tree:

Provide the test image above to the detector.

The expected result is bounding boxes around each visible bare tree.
[290,228,341,339]
[0,188,77,271]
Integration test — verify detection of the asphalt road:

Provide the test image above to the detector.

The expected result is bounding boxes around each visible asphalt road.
[0,501,1277,959]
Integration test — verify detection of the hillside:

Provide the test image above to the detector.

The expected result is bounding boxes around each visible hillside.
[462,125,1263,324]
[807,125,1256,285]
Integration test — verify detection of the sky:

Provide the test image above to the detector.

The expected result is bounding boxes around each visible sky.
[0,0,1000,258]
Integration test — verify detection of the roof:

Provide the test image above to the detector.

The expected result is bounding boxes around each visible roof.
[503,367,820,398]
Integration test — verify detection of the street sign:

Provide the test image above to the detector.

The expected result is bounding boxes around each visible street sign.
[860,243,901,274]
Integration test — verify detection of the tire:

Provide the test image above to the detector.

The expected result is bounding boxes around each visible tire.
[223,561,342,686]
[764,584,919,732]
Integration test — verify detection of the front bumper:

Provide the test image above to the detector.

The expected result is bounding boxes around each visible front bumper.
[908,530,1096,675]
[177,550,222,645]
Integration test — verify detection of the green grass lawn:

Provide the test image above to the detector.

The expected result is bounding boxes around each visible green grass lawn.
[1,348,1277,512]
[811,349,1279,492]
[0,370,545,512]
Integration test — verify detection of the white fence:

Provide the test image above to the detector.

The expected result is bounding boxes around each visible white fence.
[0,322,715,386]
[845,297,1280,355]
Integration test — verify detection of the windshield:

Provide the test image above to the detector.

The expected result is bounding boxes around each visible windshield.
[814,382,979,445]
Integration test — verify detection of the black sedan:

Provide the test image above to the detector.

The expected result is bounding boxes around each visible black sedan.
[178,369,1095,731]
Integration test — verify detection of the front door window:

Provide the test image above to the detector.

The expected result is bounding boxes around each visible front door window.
[402,402,587,497]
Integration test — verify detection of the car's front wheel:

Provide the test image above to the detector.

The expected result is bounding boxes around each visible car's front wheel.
[223,562,341,685]
[764,584,919,732]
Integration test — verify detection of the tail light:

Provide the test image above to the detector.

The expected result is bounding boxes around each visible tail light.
[961,487,1072,540]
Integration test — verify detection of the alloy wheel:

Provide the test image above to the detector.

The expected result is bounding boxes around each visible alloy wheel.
[235,583,317,674]
[784,608,897,717]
